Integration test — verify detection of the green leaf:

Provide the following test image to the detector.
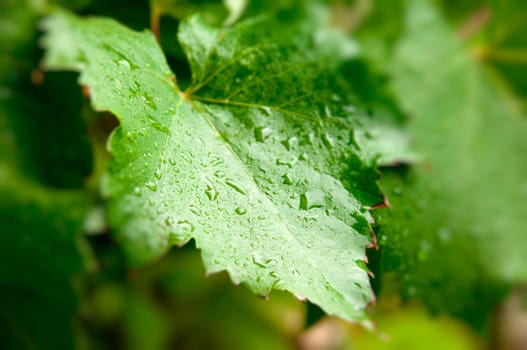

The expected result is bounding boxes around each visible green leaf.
[371,0,527,325]
[41,9,396,322]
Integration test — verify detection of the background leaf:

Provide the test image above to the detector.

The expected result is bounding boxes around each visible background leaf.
[364,0,527,328]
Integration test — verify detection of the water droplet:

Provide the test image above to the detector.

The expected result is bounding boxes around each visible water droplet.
[234,207,247,215]
[214,170,225,178]
[266,259,277,266]
[177,220,195,233]
[225,180,246,195]
[281,136,298,150]
[261,106,272,116]
[189,204,201,216]
[118,59,131,70]
[317,103,333,118]
[298,152,309,161]
[210,153,224,167]
[133,187,141,195]
[168,158,177,166]
[308,133,316,145]
[155,168,162,179]
[252,253,266,268]
[145,181,157,192]
[164,216,174,226]
[141,94,157,110]
[299,189,326,210]
[282,174,293,185]
[276,158,294,168]
[252,252,277,268]
[149,117,169,134]
[321,132,335,148]
[254,126,272,142]
[205,185,219,201]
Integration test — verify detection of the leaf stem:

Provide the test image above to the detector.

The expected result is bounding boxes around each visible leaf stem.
[150,5,161,42]
[458,6,491,40]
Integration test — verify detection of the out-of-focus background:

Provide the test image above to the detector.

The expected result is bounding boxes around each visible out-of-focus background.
[1,0,526,349]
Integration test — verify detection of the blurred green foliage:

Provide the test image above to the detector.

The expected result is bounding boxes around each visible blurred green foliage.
[1,0,526,349]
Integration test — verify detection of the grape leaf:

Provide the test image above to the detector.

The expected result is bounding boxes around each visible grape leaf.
[369,0,527,325]
[41,9,399,322]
